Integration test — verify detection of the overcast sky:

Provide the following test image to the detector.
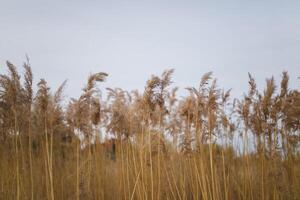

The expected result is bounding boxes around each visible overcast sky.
[1,0,299,100]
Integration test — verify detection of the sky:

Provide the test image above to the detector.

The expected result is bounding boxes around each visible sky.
[0,0,299,100]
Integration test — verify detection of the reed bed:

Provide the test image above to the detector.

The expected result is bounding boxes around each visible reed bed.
[0,60,299,200]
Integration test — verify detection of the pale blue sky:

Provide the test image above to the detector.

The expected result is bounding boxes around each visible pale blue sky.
[1,0,299,99]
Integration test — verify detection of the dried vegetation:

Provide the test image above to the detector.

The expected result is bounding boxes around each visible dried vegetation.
[0,60,300,199]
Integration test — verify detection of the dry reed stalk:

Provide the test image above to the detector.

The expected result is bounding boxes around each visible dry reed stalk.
[23,58,34,200]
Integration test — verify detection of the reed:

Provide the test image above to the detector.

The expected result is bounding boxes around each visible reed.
[0,59,299,199]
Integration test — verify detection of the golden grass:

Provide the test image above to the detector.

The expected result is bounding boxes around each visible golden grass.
[0,60,299,199]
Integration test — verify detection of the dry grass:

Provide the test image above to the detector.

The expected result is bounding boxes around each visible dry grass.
[0,60,300,199]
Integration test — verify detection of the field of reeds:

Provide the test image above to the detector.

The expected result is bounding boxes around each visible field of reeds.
[0,59,299,200]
